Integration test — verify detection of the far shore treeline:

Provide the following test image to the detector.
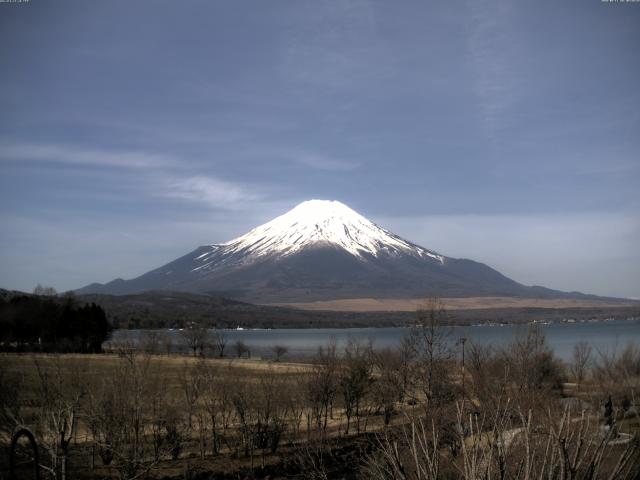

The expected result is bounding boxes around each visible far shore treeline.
[0,290,112,353]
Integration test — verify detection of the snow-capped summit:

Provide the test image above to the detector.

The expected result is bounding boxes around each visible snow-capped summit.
[77,199,573,303]
[213,199,443,262]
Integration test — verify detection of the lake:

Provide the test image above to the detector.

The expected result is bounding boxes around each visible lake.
[112,318,640,361]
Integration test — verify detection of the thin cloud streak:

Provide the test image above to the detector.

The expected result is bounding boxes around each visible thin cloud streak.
[0,142,263,212]
[164,175,261,210]
[0,143,177,169]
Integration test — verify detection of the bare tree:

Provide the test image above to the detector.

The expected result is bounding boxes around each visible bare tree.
[87,365,122,467]
[306,340,339,437]
[213,330,227,357]
[397,336,415,403]
[285,380,307,439]
[116,349,153,477]
[367,398,640,480]
[571,340,592,383]
[406,297,454,409]
[32,358,86,480]
[87,349,166,479]
[180,322,210,356]
[179,359,206,431]
[159,331,173,355]
[230,379,259,465]
[293,439,334,480]
[366,416,440,480]
[202,364,234,455]
[109,330,136,355]
[271,344,289,362]
[140,330,160,354]
[339,339,373,435]
[466,342,509,415]
[233,339,250,358]
[503,326,565,412]
[255,367,290,457]
[592,341,640,416]
[144,364,183,463]
[148,381,167,462]
[373,348,405,426]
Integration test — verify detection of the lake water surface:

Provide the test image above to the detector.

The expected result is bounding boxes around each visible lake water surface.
[113,318,640,361]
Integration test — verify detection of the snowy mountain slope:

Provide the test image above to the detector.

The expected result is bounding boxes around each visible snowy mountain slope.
[192,200,443,275]
[76,200,594,302]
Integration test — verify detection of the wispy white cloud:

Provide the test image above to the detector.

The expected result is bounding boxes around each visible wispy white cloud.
[0,141,266,212]
[164,175,261,209]
[0,142,176,169]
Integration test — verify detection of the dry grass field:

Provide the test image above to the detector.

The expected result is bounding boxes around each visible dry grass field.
[1,353,320,479]
[1,353,312,410]
[0,351,404,479]
[2,321,640,479]
[271,296,638,312]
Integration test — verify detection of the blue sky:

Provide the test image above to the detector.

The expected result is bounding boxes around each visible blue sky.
[1,0,639,298]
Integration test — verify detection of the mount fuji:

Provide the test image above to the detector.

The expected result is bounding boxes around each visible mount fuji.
[77,200,592,302]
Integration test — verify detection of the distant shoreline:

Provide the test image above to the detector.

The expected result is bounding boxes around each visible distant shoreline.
[4,288,637,330]
[116,316,640,332]
[111,307,640,330]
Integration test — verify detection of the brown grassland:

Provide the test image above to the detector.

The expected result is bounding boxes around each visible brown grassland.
[271,296,638,312]
[1,300,639,480]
